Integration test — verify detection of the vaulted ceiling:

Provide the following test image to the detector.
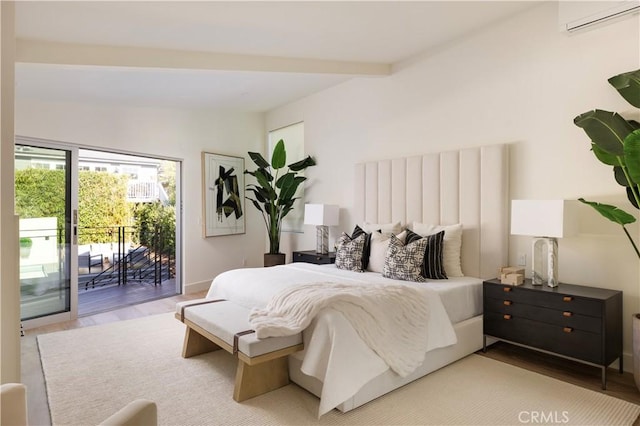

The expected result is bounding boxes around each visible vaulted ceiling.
[15,1,538,111]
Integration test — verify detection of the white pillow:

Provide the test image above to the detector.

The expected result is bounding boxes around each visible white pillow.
[367,230,406,273]
[361,221,403,234]
[411,222,463,277]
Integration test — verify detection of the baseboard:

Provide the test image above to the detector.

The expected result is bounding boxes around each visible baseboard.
[184,279,210,294]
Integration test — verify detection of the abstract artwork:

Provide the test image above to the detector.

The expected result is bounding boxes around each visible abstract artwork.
[202,152,245,237]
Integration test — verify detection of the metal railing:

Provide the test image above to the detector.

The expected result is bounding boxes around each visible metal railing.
[78,225,175,290]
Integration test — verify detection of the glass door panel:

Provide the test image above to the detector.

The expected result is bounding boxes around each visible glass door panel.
[15,145,73,320]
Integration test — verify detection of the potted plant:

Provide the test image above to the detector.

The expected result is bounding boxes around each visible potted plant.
[19,237,33,258]
[245,139,316,266]
[573,68,640,387]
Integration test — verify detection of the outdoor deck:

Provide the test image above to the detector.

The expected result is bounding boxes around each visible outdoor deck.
[78,278,178,317]
[20,241,178,320]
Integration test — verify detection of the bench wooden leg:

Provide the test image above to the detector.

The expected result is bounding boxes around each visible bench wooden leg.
[182,326,221,358]
[233,357,290,402]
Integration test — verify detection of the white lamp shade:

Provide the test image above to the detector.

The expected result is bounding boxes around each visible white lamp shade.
[511,200,577,238]
[304,204,339,226]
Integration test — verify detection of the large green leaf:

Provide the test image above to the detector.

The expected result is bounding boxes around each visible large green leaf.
[627,186,640,209]
[623,129,640,185]
[608,69,640,108]
[275,172,292,189]
[254,169,276,199]
[246,185,268,203]
[248,152,270,169]
[591,143,618,166]
[288,156,317,172]
[245,169,272,182]
[271,140,286,169]
[579,198,636,225]
[614,166,630,187]
[574,109,634,156]
[278,176,306,209]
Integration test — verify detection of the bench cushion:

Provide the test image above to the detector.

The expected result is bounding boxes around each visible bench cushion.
[176,299,302,358]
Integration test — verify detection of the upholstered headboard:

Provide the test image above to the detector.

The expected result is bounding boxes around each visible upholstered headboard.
[354,144,509,279]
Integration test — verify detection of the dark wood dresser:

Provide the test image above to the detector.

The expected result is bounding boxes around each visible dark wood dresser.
[483,278,622,389]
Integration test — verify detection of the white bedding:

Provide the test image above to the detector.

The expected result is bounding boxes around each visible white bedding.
[205,263,478,415]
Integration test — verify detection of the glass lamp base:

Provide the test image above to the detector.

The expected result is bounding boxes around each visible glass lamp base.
[532,237,559,287]
[316,225,329,255]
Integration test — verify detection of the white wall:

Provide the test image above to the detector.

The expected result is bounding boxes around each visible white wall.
[15,99,266,293]
[267,3,640,368]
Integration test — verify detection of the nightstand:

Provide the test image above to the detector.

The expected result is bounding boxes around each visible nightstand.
[292,250,336,265]
[483,278,622,389]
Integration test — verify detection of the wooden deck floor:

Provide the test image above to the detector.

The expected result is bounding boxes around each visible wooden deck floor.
[78,279,179,317]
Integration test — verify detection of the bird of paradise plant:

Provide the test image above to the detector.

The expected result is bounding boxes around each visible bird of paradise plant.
[574,69,640,258]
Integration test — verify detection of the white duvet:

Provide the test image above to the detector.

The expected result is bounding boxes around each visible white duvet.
[206,263,457,415]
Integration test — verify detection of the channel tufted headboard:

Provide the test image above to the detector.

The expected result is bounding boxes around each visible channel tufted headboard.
[354,144,509,279]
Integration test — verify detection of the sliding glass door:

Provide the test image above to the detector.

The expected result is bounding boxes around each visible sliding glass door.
[15,143,77,321]
[16,139,183,325]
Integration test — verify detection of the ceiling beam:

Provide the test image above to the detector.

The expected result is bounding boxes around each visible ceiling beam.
[16,39,391,76]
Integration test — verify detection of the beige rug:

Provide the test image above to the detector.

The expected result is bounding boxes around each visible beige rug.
[38,313,640,426]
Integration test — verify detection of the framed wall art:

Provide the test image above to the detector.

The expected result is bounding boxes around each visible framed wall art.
[202,152,245,237]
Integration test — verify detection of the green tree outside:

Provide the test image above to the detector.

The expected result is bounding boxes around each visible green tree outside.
[16,169,132,245]
[16,167,175,250]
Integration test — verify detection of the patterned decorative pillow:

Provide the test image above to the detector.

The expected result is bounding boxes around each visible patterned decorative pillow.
[412,222,464,277]
[351,225,372,269]
[382,234,428,282]
[405,229,447,280]
[335,233,366,272]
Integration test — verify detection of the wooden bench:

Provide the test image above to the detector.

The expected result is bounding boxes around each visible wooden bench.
[175,299,303,402]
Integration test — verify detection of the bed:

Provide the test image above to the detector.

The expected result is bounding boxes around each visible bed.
[205,144,509,415]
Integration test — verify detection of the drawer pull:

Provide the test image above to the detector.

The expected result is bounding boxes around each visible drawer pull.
[503,314,511,320]
[503,300,512,306]
[563,311,572,317]
[563,296,573,302]
[503,287,512,293]
[563,327,573,333]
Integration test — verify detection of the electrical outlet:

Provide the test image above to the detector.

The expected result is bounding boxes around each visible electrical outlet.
[517,253,526,266]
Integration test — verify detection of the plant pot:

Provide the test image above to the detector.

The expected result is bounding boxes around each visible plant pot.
[20,246,31,259]
[264,253,285,267]
[634,314,640,390]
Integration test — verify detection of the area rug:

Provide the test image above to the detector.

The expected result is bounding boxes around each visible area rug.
[38,313,640,425]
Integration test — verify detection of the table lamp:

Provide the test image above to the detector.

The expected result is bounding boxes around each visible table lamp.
[510,200,577,287]
[304,204,339,254]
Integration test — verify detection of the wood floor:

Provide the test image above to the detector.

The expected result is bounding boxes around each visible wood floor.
[478,341,640,426]
[78,279,179,317]
[23,299,640,425]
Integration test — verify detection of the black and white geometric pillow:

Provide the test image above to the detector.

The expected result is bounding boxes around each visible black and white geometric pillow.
[382,234,428,282]
[351,225,372,269]
[405,229,447,280]
[335,233,366,272]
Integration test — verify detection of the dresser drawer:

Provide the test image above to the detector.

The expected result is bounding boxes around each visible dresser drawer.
[484,311,602,364]
[484,297,602,333]
[293,251,335,264]
[484,283,602,316]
